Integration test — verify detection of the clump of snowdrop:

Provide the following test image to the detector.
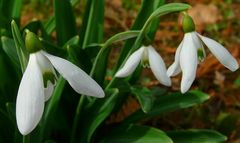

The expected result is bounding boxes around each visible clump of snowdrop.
[167,14,239,93]
[16,30,105,135]
[115,45,171,86]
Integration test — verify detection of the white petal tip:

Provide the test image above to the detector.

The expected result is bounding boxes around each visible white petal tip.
[161,79,172,87]
[167,70,173,77]
[181,81,192,94]
[229,62,239,72]
[115,71,126,78]
[180,75,195,94]
[180,88,188,94]
[97,90,105,98]
[18,128,31,135]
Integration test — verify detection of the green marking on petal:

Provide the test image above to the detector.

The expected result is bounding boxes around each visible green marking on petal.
[141,46,150,68]
[43,71,56,88]
[142,59,150,68]
[197,48,205,62]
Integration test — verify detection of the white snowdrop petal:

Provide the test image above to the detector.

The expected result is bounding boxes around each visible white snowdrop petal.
[115,47,144,77]
[192,32,206,60]
[199,34,239,71]
[36,51,57,77]
[44,81,55,101]
[167,41,183,77]
[42,52,105,98]
[180,33,198,93]
[148,46,171,86]
[16,54,45,135]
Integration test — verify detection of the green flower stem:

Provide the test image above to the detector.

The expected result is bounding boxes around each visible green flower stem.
[23,135,30,143]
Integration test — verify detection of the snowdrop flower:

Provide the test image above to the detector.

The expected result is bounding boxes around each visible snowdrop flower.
[115,45,171,86]
[167,14,239,93]
[16,30,105,135]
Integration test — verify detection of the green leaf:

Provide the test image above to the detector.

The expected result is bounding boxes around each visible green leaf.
[0,0,23,24]
[63,35,79,49]
[44,16,56,35]
[11,20,28,72]
[54,0,77,46]
[104,31,140,47]
[79,0,104,49]
[123,90,209,123]
[101,124,173,143]
[167,129,227,143]
[150,3,191,20]
[78,88,119,143]
[1,36,20,69]
[11,0,23,21]
[131,87,153,113]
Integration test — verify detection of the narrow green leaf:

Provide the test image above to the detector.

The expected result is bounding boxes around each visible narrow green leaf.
[78,0,105,83]
[104,31,140,47]
[131,87,154,113]
[123,90,209,123]
[43,16,56,35]
[79,0,104,49]
[167,129,227,143]
[11,0,23,21]
[101,125,173,143]
[1,36,20,69]
[11,20,28,72]
[150,3,191,21]
[63,35,79,49]
[79,88,119,143]
[43,1,77,36]
[0,0,23,24]
[54,0,77,46]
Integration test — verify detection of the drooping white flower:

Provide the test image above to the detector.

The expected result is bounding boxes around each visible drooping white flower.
[115,45,171,86]
[16,31,105,135]
[167,15,239,93]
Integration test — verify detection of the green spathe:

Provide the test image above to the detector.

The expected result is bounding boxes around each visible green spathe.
[25,30,43,53]
[182,14,195,33]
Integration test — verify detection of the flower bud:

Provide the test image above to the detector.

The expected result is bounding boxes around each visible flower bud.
[25,30,43,53]
[182,14,195,33]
